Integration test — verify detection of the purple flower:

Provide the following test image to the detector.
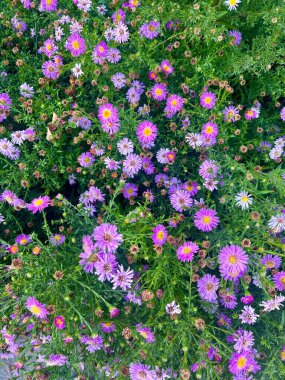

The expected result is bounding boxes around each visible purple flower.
[176,241,199,262]
[136,326,155,343]
[80,335,103,352]
[65,33,86,57]
[229,30,242,45]
[46,354,67,367]
[152,224,168,246]
[233,329,254,353]
[239,306,258,324]
[54,316,65,330]
[78,152,95,167]
[93,223,123,253]
[194,208,220,232]
[228,351,260,376]
[129,363,155,380]
[40,0,57,12]
[218,245,249,281]
[261,254,282,270]
[160,60,174,75]
[111,265,134,291]
[19,83,34,98]
[25,297,48,319]
[95,253,117,282]
[139,20,160,39]
[100,322,116,333]
[165,94,183,114]
[111,72,126,89]
[123,154,142,178]
[199,160,219,179]
[93,41,109,58]
[15,234,31,246]
[223,105,239,122]
[0,93,12,110]
[169,189,193,212]
[113,22,129,43]
[49,234,65,246]
[136,120,157,148]
[200,91,216,109]
[197,274,219,302]
[42,60,59,80]
[27,196,50,214]
[123,183,138,199]
[273,271,285,291]
[201,122,219,139]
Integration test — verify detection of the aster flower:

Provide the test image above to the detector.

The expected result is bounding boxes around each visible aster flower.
[201,122,219,139]
[219,291,237,309]
[27,196,50,213]
[112,9,126,23]
[136,326,155,343]
[25,297,48,319]
[233,330,254,353]
[200,92,216,109]
[78,152,94,167]
[19,83,34,98]
[95,254,117,282]
[106,48,122,63]
[151,83,168,101]
[229,30,242,45]
[281,346,285,361]
[123,183,138,199]
[42,60,59,80]
[79,236,100,273]
[280,107,285,121]
[139,20,160,39]
[113,22,129,43]
[136,120,157,148]
[260,295,285,312]
[76,0,92,12]
[228,351,259,376]
[152,224,168,246]
[111,265,134,291]
[117,138,134,155]
[93,223,123,253]
[42,38,58,58]
[46,354,67,367]
[261,254,281,270]
[65,33,86,57]
[0,93,12,110]
[165,94,183,114]
[101,322,116,333]
[194,208,220,232]
[49,234,65,246]
[111,72,126,89]
[218,245,249,281]
[165,301,181,316]
[273,271,285,291]
[98,103,119,124]
[40,0,57,12]
[235,191,253,210]
[129,363,155,380]
[224,0,241,11]
[80,335,103,352]
[245,107,259,120]
[217,313,232,328]
[239,306,258,324]
[15,234,31,246]
[93,41,109,58]
[142,157,155,175]
[54,316,65,330]
[199,160,219,179]
[71,63,83,78]
[197,274,220,302]
[185,133,203,148]
[176,241,199,262]
[123,154,142,178]
[160,60,174,75]
[170,189,193,212]
[240,295,254,305]
[268,214,285,233]
[223,105,239,122]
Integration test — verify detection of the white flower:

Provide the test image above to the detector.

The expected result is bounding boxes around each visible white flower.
[185,133,203,149]
[260,296,285,312]
[165,301,181,315]
[268,214,285,233]
[71,63,83,78]
[113,22,129,44]
[269,147,283,160]
[235,191,253,210]
[224,0,241,11]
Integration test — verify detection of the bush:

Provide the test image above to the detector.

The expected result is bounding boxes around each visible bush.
[0,0,285,379]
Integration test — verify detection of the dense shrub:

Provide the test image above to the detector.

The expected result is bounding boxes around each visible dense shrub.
[0,1,285,379]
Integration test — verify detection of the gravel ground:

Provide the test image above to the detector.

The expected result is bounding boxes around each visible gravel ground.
[0,362,10,379]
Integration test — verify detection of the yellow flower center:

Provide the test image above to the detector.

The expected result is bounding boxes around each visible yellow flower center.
[157,231,164,240]
[20,239,28,245]
[30,305,41,315]
[281,351,285,360]
[228,255,237,264]
[34,199,44,206]
[237,357,247,369]
[163,65,170,71]
[46,44,52,51]
[183,247,191,254]
[140,331,148,339]
[171,100,177,106]
[241,196,248,202]
[204,97,212,104]
[72,41,80,50]
[155,88,162,96]
[281,276,285,285]
[202,216,211,224]
[229,0,238,5]
[46,0,52,4]
[205,126,213,134]
[143,127,152,137]
[102,109,111,119]
[127,189,133,194]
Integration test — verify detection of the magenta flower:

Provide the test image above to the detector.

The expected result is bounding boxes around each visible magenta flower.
[139,20,160,40]
[170,189,193,212]
[197,274,219,302]
[15,234,31,246]
[152,224,168,246]
[54,316,65,330]
[100,322,116,333]
[66,33,86,57]
[93,223,123,253]
[27,196,50,213]
[201,121,219,139]
[165,94,183,114]
[0,93,12,110]
[228,351,260,375]
[98,103,119,124]
[41,0,57,12]
[200,91,216,109]
[151,83,167,101]
[46,354,67,367]
[160,60,174,75]
[176,241,199,262]
[95,253,117,282]
[218,245,249,281]
[80,335,103,352]
[25,297,48,319]
[93,41,109,58]
[194,208,220,232]
[42,38,58,58]
[136,120,157,148]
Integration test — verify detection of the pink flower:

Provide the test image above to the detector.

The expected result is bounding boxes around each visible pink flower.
[200,92,216,109]
[194,208,219,232]
[25,297,48,319]
[66,33,86,57]
[27,196,50,213]
[54,316,65,330]
[176,241,199,262]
